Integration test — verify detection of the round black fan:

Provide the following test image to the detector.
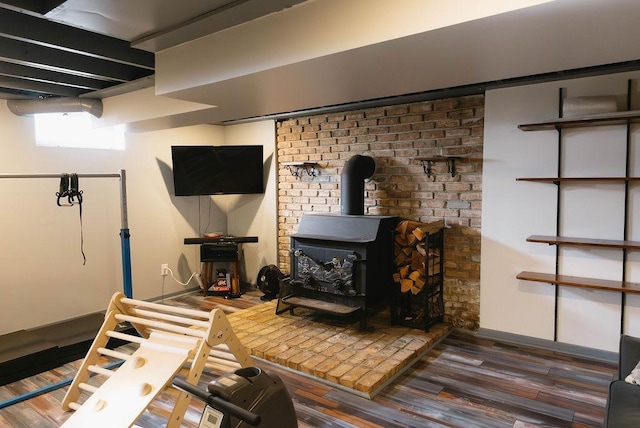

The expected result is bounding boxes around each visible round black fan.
[257,264,283,301]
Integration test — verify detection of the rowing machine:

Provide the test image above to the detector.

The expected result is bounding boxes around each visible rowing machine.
[173,367,297,428]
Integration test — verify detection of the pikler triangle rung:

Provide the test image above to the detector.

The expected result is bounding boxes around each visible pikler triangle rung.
[61,292,253,427]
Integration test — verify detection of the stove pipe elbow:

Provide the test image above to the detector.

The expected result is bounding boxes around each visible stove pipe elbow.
[341,155,375,215]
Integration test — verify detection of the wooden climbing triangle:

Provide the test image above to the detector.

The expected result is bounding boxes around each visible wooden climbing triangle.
[61,292,253,427]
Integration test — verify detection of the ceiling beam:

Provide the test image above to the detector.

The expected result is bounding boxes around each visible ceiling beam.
[0,36,153,82]
[0,0,64,15]
[133,0,308,53]
[0,61,111,91]
[0,88,37,99]
[0,75,83,97]
[0,6,153,68]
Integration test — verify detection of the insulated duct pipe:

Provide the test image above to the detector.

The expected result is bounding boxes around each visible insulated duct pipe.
[341,154,375,215]
[7,97,103,118]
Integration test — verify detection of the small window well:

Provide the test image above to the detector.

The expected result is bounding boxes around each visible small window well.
[35,112,125,150]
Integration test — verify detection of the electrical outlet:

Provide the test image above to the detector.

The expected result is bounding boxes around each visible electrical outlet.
[161,263,169,276]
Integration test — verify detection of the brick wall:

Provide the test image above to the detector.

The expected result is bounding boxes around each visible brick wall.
[276,95,483,329]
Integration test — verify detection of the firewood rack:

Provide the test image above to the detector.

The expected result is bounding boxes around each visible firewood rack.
[391,222,445,331]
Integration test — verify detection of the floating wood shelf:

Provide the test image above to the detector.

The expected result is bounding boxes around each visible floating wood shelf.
[526,235,640,250]
[516,271,640,294]
[517,177,640,183]
[518,110,640,131]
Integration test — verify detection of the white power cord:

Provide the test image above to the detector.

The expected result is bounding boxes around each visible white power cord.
[165,267,203,288]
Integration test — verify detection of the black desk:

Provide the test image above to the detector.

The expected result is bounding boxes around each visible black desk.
[184,236,258,296]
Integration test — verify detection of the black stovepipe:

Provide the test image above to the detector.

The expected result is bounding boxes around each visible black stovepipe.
[340,154,375,215]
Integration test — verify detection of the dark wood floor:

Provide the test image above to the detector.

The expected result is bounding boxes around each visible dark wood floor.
[0,290,617,427]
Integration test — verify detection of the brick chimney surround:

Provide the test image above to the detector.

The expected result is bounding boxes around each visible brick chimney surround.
[276,96,483,329]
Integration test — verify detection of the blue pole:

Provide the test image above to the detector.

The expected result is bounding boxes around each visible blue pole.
[118,169,133,298]
[0,360,124,410]
[121,228,133,298]
[0,378,71,409]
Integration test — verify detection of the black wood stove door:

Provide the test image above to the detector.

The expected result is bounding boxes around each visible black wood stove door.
[292,244,359,297]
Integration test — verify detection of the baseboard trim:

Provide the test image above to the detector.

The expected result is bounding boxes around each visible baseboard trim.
[475,328,618,363]
[149,286,201,302]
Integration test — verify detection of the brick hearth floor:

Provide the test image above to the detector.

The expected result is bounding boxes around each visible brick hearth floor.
[226,300,451,398]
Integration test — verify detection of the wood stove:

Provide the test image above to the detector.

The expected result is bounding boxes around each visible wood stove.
[277,213,397,330]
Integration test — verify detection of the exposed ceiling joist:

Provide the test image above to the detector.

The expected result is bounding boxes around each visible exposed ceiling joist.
[0,37,150,82]
[0,1,154,100]
[0,61,111,92]
[0,0,311,102]
[0,7,153,67]
[0,0,64,15]
[0,75,87,97]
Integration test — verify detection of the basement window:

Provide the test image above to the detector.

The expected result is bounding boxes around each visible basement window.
[34,112,125,150]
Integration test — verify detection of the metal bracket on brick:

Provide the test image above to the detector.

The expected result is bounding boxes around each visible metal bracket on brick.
[416,156,460,178]
[282,162,318,179]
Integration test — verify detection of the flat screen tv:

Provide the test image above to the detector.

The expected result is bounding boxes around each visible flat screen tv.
[171,145,264,196]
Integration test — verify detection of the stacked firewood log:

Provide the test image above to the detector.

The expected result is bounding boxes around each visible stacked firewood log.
[393,219,444,295]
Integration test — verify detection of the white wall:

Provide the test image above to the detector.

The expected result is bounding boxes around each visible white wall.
[223,121,277,285]
[0,100,277,335]
[482,71,640,352]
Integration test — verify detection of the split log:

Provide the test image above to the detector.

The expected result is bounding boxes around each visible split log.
[395,234,407,247]
[411,251,423,271]
[408,270,422,281]
[399,265,410,279]
[395,220,423,236]
[394,253,409,266]
[412,219,445,241]
[411,276,426,295]
[406,234,419,247]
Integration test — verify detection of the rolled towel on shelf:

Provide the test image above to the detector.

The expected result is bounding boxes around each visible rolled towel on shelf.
[563,95,619,118]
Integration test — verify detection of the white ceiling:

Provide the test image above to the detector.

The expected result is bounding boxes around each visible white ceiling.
[151,0,640,125]
[44,0,240,41]
[42,0,308,52]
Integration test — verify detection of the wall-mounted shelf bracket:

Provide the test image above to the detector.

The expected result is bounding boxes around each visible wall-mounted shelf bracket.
[282,162,318,179]
[415,156,460,177]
